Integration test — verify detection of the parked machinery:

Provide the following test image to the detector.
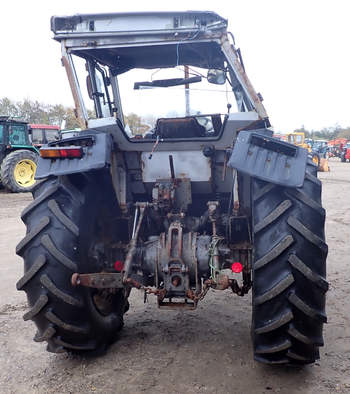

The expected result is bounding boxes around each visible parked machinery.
[16,11,327,365]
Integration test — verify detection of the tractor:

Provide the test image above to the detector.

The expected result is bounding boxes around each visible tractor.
[287,132,322,168]
[28,124,60,148]
[0,116,38,192]
[16,11,327,365]
[341,142,350,162]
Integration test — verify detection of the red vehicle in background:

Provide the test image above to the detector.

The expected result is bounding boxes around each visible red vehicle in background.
[28,124,60,148]
[341,142,350,162]
[328,138,347,158]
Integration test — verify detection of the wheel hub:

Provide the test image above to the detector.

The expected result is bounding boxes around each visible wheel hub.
[14,159,37,187]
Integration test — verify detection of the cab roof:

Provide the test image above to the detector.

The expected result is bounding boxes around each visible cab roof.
[51,11,227,39]
[51,11,228,74]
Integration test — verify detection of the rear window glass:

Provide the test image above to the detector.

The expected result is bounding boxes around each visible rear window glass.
[31,129,44,143]
[45,129,60,142]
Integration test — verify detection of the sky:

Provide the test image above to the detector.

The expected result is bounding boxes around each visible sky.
[1,0,349,132]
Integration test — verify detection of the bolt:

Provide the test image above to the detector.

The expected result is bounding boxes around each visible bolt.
[171,276,182,287]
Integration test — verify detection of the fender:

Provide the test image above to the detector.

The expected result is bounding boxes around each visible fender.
[228,130,308,188]
[35,131,112,179]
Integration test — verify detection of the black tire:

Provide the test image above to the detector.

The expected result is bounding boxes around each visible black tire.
[1,149,38,192]
[311,153,320,169]
[16,174,128,354]
[251,162,328,365]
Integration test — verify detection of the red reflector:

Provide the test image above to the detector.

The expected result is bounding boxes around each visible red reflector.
[114,260,124,272]
[231,262,243,273]
[59,148,83,158]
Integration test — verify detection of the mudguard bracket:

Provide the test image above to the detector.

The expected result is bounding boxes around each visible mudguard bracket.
[35,132,112,179]
[228,130,307,187]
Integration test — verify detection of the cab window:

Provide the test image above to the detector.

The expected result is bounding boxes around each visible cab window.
[31,129,44,144]
[9,125,27,145]
[0,125,3,143]
[45,129,60,142]
[296,135,303,144]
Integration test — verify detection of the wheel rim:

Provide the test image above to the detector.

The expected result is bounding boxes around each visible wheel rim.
[13,159,37,187]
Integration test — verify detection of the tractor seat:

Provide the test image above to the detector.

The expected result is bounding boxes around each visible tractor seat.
[154,117,206,138]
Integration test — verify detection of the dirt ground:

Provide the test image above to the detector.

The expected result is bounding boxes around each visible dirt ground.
[0,159,349,394]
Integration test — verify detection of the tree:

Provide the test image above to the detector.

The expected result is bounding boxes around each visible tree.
[0,97,87,129]
[337,128,350,139]
[124,112,152,135]
[0,97,20,118]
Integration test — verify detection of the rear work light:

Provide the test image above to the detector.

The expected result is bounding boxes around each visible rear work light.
[40,147,83,159]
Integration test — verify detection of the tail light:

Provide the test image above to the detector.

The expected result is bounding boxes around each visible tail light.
[40,147,83,159]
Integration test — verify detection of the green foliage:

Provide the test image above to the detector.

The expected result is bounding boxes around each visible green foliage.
[124,112,154,135]
[336,128,350,139]
[0,97,83,129]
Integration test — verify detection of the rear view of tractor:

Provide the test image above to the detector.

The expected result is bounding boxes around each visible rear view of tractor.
[16,12,328,365]
[0,117,38,192]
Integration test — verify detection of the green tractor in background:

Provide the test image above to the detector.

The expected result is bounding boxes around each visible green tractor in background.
[0,116,39,192]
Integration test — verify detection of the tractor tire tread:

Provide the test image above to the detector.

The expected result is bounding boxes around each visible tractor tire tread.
[16,255,47,290]
[23,294,49,321]
[17,176,126,355]
[288,254,328,292]
[41,234,78,271]
[255,339,292,354]
[254,310,293,334]
[254,199,292,233]
[287,216,327,254]
[254,274,294,306]
[34,325,56,342]
[16,217,50,255]
[254,235,294,270]
[288,292,327,323]
[48,199,79,236]
[53,337,97,351]
[45,310,89,334]
[21,184,59,220]
[252,164,327,365]
[40,274,82,307]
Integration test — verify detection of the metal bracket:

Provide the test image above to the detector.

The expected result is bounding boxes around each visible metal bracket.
[71,272,123,288]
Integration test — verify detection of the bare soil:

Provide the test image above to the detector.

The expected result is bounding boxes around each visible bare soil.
[1,159,350,394]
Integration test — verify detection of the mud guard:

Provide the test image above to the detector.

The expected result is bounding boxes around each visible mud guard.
[228,130,308,188]
[35,132,112,179]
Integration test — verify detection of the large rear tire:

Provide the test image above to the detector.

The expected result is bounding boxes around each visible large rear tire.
[251,162,328,365]
[16,174,128,354]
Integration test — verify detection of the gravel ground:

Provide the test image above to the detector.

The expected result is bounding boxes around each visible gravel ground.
[1,159,350,394]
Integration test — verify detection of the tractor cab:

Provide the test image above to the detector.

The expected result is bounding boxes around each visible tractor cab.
[0,117,32,162]
[50,12,269,139]
[287,132,310,150]
[28,124,60,148]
